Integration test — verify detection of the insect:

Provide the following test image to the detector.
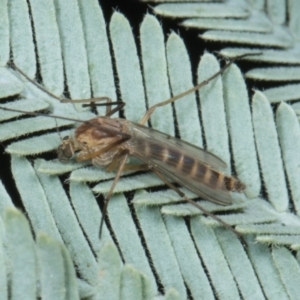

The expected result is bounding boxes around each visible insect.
[0,53,257,242]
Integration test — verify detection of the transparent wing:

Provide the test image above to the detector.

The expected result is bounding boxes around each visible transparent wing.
[153,163,232,205]
[130,123,227,170]
[129,123,232,205]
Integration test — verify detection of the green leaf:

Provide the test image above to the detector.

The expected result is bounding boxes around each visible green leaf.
[1,0,300,299]
[4,208,37,300]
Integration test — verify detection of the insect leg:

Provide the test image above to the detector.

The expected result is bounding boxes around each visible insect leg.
[104,102,125,117]
[99,151,129,239]
[139,52,261,125]
[151,167,247,246]
[64,99,125,117]
[8,62,123,115]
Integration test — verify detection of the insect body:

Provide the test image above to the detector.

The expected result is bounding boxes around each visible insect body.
[58,116,245,206]
[1,53,257,240]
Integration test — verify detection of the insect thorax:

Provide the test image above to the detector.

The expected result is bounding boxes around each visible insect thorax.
[58,117,131,167]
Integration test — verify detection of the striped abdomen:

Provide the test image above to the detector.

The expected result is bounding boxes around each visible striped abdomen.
[133,139,245,193]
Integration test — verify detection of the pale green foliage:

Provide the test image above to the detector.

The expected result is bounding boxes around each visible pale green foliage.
[1,0,300,299]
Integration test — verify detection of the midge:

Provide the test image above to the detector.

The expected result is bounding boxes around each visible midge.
[0,54,256,240]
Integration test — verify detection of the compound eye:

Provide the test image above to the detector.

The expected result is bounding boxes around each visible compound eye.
[57,143,74,163]
[63,136,70,141]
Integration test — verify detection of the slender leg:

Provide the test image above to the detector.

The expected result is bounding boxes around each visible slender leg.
[151,167,247,247]
[99,157,148,237]
[139,52,261,125]
[104,102,125,117]
[99,151,129,238]
[104,153,126,173]
[8,61,124,116]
